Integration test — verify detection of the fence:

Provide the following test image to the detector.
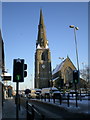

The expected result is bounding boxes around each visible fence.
[39,92,84,107]
[19,97,45,120]
[26,100,45,120]
[19,91,90,119]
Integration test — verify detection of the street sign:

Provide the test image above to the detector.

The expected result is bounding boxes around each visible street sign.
[2,76,11,81]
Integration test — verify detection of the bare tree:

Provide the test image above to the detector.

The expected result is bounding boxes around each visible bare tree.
[80,65,90,83]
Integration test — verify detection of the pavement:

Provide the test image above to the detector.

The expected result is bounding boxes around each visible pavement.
[2,97,27,120]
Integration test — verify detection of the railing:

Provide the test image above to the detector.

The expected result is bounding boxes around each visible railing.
[39,92,88,107]
[19,91,90,119]
[26,100,45,120]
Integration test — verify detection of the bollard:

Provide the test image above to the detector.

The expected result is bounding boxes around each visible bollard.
[48,94,50,102]
[40,95,42,101]
[53,95,55,103]
[26,101,29,120]
[67,93,69,107]
[72,93,73,97]
[41,115,45,120]
[42,95,43,101]
[80,90,82,101]
[19,96,20,110]
[31,105,34,120]
[59,94,62,105]
[76,92,78,107]
[44,94,46,101]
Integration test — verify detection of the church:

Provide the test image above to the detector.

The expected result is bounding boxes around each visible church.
[34,9,52,89]
[34,10,88,89]
[52,56,76,88]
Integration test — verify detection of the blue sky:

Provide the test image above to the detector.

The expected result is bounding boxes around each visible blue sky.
[2,2,88,89]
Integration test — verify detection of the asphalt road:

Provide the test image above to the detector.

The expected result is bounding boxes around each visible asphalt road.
[20,97,90,120]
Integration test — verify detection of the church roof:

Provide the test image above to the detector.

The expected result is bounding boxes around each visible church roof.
[52,61,65,75]
[52,56,76,75]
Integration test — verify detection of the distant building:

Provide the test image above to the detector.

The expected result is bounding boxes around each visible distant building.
[0,30,5,75]
[0,30,5,119]
[34,9,52,89]
[4,85,13,98]
[52,56,76,88]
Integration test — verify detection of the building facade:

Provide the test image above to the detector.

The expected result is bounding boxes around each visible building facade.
[52,56,76,88]
[34,10,52,89]
[0,30,5,119]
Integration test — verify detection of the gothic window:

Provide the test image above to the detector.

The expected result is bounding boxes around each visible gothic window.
[41,52,46,61]
[64,67,73,83]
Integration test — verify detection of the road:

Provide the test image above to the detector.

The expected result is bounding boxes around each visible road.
[20,97,89,120]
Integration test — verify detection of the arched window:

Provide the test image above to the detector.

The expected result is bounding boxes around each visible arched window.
[41,52,46,61]
[64,67,73,83]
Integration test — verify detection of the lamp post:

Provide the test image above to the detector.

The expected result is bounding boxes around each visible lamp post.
[69,25,79,73]
[69,25,80,107]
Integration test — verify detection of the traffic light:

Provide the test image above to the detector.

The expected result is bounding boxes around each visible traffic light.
[73,70,79,84]
[24,64,27,77]
[13,59,24,82]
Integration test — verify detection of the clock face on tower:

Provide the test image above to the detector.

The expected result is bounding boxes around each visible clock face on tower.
[42,64,45,69]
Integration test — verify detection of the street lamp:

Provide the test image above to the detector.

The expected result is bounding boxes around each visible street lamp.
[59,57,64,62]
[69,25,80,83]
[69,25,80,107]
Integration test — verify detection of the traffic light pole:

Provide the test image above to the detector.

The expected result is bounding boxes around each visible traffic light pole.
[75,83,78,107]
[13,58,27,119]
[16,81,19,120]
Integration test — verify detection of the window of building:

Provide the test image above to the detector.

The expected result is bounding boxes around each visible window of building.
[41,52,46,61]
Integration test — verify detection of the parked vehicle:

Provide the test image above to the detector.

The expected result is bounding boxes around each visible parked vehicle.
[41,87,61,98]
[51,88,61,99]
[30,89,41,99]
[41,88,50,98]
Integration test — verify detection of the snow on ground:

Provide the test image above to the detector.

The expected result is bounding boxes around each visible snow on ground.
[39,98,90,114]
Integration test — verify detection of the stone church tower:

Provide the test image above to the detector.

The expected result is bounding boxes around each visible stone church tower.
[34,9,52,89]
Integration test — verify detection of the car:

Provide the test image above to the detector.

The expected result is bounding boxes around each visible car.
[41,87,62,99]
[30,89,41,99]
[41,88,51,98]
[52,91,61,99]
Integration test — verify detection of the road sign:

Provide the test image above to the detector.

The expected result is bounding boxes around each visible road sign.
[2,76,11,81]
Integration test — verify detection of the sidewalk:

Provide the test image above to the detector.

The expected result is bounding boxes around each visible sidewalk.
[2,97,27,120]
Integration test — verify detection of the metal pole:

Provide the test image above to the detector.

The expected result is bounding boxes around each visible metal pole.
[75,83,78,107]
[16,82,19,120]
[74,28,79,72]
[67,93,69,107]
[74,27,80,85]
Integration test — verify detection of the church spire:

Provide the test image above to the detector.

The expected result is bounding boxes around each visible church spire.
[36,9,48,49]
[39,9,44,26]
